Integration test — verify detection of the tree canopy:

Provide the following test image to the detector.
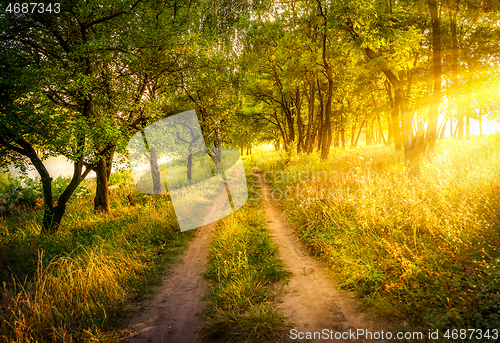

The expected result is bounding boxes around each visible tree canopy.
[1,0,499,232]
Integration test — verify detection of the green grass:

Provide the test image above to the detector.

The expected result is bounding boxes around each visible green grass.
[201,171,293,342]
[0,175,196,342]
[253,134,500,340]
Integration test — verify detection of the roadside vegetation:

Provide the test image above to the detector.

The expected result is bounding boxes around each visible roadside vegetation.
[254,134,500,335]
[1,0,499,342]
[0,171,196,342]
[201,161,293,342]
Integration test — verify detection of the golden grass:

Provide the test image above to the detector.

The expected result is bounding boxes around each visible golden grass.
[254,134,500,332]
[0,182,195,342]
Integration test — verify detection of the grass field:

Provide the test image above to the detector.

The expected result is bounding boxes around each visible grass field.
[253,134,500,335]
[2,135,499,342]
[0,175,196,342]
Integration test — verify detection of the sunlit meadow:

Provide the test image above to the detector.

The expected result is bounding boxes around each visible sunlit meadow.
[253,134,500,332]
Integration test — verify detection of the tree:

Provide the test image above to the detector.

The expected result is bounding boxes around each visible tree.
[425,0,441,155]
[0,0,163,232]
[1,0,204,224]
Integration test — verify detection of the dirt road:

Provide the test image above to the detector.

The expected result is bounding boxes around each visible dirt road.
[123,172,395,343]
[258,173,395,343]
[123,221,213,343]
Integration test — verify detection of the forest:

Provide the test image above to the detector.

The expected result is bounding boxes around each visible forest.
[1,0,500,342]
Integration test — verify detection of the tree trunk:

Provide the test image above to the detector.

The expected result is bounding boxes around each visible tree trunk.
[377,114,387,144]
[426,0,442,154]
[439,117,448,139]
[385,80,402,150]
[457,114,464,138]
[364,46,418,173]
[304,77,316,153]
[42,205,66,234]
[395,87,411,159]
[466,115,470,138]
[94,157,111,212]
[366,119,372,145]
[283,101,295,146]
[320,30,334,161]
[409,129,425,177]
[93,145,115,213]
[464,63,472,139]
[296,87,304,154]
[386,113,393,145]
[149,147,162,193]
[141,129,162,193]
[382,83,394,145]
[350,121,357,147]
[354,119,365,147]
[340,122,345,149]
[213,119,223,172]
[187,153,193,181]
[275,109,289,152]
[450,10,463,140]
[316,77,324,153]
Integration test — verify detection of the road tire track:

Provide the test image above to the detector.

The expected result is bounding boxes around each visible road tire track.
[122,221,216,343]
[257,171,396,343]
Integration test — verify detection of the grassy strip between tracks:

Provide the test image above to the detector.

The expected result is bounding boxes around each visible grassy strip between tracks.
[201,173,293,343]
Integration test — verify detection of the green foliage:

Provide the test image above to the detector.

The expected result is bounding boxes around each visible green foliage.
[0,0,209,232]
[0,175,91,216]
[108,169,134,188]
[50,177,91,200]
[0,176,41,214]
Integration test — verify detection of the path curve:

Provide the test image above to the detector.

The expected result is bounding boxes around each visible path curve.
[258,172,395,343]
[123,221,214,343]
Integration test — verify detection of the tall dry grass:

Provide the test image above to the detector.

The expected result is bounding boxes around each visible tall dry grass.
[254,134,500,333]
[0,179,195,342]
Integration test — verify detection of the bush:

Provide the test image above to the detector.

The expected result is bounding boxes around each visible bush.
[0,176,42,214]
[0,175,90,216]
[109,169,134,188]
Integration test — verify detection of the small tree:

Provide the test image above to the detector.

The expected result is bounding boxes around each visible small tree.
[0,0,141,233]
